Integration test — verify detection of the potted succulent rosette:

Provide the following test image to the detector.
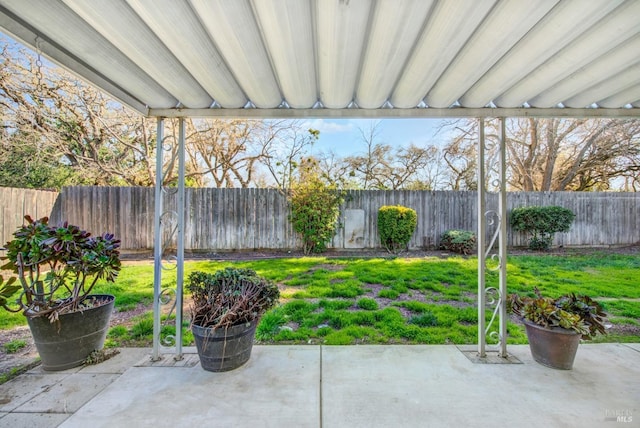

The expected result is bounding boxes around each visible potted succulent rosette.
[508,288,606,370]
[0,216,121,370]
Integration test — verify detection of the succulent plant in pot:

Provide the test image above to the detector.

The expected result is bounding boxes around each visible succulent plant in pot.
[508,288,606,370]
[0,215,121,371]
[187,267,280,372]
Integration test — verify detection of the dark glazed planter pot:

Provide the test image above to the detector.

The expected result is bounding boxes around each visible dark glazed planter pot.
[192,319,258,372]
[27,294,115,371]
[524,320,581,370]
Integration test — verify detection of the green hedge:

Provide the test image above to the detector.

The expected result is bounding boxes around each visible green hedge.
[378,205,417,254]
[510,205,575,251]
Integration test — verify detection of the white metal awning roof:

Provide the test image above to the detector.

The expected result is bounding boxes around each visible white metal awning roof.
[1,0,639,118]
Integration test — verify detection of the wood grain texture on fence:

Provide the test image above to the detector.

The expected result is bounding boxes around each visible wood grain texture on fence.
[49,186,155,250]
[0,187,59,247]
[38,187,640,251]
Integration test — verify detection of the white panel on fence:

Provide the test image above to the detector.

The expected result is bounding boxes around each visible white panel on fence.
[344,209,365,249]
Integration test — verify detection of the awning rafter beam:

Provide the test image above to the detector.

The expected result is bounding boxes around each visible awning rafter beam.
[148,107,640,119]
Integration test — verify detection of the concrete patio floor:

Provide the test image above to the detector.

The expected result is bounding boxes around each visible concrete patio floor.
[0,344,638,428]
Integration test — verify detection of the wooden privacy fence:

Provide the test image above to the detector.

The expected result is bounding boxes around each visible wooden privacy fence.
[43,187,640,251]
[0,187,59,246]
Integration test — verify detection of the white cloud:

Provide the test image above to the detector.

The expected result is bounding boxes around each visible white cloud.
[301,119,354,134]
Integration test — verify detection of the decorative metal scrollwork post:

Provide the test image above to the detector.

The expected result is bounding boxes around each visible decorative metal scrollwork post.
[152,117,186,361]
[477,117,508,358]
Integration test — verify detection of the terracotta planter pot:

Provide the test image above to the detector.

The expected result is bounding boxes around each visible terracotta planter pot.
[192,319,258,372]
[27,294,115,371]
[524,320,581,370]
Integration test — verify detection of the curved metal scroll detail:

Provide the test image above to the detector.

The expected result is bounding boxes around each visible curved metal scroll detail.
[159,288,177,346]
[484,210,504,275]
[156,203,180,349]
[153,126,184,357]
[484,210,502,268]
[159,210,179,271]
[484,286,503,348]
[483,134,498,151]
[483,212,505,349]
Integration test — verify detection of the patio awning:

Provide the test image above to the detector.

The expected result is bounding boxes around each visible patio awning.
[1,0,638,119]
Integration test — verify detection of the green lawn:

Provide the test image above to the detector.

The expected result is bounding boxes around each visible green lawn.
[2,253,639,346]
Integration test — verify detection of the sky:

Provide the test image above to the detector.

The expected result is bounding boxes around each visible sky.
[299,118,452,157]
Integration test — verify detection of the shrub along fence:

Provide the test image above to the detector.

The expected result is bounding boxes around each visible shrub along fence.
[38,186,640,252]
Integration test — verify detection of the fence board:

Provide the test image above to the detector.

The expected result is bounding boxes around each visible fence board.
[0,187,59,247]
[1,186,637,251]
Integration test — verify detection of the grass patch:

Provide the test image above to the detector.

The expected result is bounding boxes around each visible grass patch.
[608,317,639,326]
[409,312,438,327]
[0,311,24,330]
[0,360,41,385]
[318,299,354,311]
[3,339,27,354]
[506,254,640,298]
[1,253,638,345]
[378,289,400,299]
[256,308,287,341]
[104,312,192,347]
[324,330,354,345]
[590,333,640,344]
[357,298,379,310]
[599,300,640,319]
[130,314,154,339]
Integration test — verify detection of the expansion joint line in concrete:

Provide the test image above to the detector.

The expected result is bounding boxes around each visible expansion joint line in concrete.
[319,345,323,428]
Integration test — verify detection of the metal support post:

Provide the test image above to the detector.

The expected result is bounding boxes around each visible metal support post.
[477,118,486,357]
[152,117,164,361]
[151,117,185,361]
[175,118,186,359]
[498,118,508,357]
[477,117,510,358]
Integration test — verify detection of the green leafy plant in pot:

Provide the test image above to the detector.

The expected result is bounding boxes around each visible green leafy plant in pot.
[508,288,606,370]
[187,268,280,372]
[0,216,121,371]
